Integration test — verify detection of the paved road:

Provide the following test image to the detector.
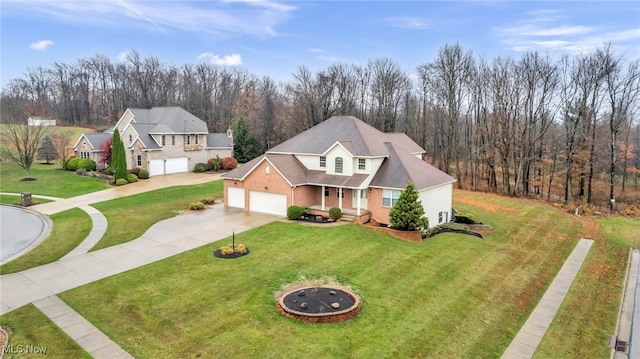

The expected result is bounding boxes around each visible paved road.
[0,205,51,263]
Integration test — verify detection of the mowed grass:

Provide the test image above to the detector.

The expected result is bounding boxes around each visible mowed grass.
[0,304,91,359]
[49,190,605,358]
[0,194,52,205]
[0,208,92,274]
[0,160,110,198]
[90,181,223,251]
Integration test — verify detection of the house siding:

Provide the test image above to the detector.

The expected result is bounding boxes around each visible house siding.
[418,183,453,228]
[368,188,391,224]
[75,137,105,169]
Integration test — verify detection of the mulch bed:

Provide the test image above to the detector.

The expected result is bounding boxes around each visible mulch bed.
[213,248,250,259]
[364,220,422,242]
[277,287,360,323]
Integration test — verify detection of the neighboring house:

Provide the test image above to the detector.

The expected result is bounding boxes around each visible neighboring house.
[27,117,57,126]
[73,106,233,175]
[222,115,456,227]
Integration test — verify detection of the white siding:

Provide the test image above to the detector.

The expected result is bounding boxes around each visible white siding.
[418,183,454,228]
[325,145,353,175]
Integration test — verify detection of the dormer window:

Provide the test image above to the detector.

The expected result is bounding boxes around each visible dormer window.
[335,157,343,173]
[320,156,326,168]
[358,158,366,170]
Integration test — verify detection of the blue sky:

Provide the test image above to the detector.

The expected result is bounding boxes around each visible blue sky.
[1,0,639,89]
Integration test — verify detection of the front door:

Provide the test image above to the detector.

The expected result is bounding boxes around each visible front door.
[352,189,368,209]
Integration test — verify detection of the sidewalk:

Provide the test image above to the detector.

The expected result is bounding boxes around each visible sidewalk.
[501,238,594,359]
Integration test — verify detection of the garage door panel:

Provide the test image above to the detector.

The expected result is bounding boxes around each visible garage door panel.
[166,157,188,174]
[149,159,164,176]
[249,191,286,216]
[227,187,245,209]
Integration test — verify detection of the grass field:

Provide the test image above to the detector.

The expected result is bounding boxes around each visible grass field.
[1,190,636,358]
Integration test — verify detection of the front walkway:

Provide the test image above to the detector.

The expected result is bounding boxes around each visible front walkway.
[501,238,594,359]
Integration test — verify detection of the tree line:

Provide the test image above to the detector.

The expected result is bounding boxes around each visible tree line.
[1,43,638,210]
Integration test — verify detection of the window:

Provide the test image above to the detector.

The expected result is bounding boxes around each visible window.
[80,151,90,159]
[195,134,199,145]
[382,189,401,207]
[161,135,166,146]
[186,134,191,145]
[336,188,344,198]
[136,155,142,167]
[438,211,444,224]
[172,135,175,145]
[324,187,330,197]
[129,134,132,142]
[320,156,326,168]
[335,157,343,173]
[358,158,366,170]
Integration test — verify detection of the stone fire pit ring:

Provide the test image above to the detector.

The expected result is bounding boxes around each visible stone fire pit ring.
[277,286,360,323]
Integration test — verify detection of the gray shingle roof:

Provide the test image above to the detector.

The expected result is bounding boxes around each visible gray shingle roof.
[370,142,456,190]
[81,133,112,150]
[130,124,161,150]
[206,133,233,148]
[129,106,208,134]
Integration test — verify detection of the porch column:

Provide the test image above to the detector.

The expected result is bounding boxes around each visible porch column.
[321,185,326,210]
[338,188,343,209]
[356,188,361,215]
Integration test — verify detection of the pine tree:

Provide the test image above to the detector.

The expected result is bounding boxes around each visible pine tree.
[37,135,59,165]
[111,128,127,181]
[389,182,429,231]
[231,116,261,163]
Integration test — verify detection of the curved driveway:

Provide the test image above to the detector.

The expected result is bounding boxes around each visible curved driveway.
[0,205,52,263]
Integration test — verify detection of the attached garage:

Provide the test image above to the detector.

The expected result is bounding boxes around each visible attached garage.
[227,187,245,209]
[149,159,164,176]
[165,157,188,174]
[249,191,287,216]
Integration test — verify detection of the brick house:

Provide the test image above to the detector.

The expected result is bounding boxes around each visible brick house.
[73,106,233,175]
[222,115,456,227]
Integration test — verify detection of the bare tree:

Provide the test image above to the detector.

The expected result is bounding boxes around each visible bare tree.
[2,121,51,177]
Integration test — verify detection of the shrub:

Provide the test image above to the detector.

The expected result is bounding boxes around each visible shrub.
[201,197,216,205]
[75,168,87,176]
[389,182,427,231]
[128,167,141,175]
[219,245,234,256]
[126,173,138,183]
[234,243,247,254]
[301,206,311,215]
[106,166,115,175]
[78,158,96,171]
[329,207,342,221]
[221,157,238,170]
[62,158,70,170]
[287,205,302,220]
[138,168,149,179]
[194,163,208,173]
[66,157,81,171]
[115,178,128,186]
[208,156,223,171]
[190,201,205,210]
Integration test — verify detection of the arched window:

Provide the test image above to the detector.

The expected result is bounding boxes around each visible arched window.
[335,157,343,173]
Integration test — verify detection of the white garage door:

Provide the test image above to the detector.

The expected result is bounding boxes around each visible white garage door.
[149,159,164,177]
[165,157,188,174]
[227,187,245,209]
[249,191,287,216]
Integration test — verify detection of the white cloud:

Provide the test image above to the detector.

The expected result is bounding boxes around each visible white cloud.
[197,52,242,66]
[29,40,53,51]
[385,16,430,30]
[116,51,130,62]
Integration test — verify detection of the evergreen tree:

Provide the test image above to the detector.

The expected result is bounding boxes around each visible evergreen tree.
[37,135,59,165]
[231,116,261,163]
[111,128,127,181]
[389,182,429,231]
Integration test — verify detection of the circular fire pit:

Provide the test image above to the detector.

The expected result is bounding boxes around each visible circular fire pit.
[277,286,360,323]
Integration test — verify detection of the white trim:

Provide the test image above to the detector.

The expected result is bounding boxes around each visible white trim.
[321,141,354,157]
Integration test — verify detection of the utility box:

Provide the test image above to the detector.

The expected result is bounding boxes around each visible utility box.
[21,192,32,206]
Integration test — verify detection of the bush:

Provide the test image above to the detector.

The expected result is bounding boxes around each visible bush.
[221,157,238,170]
[138,168,149,179]
[190,201,205,210]
[234,243,248,254]
[66,157,81,171]
[128,167,141,176]
[106,166,115,175]
[208,156,223,171]
[287,205,302,220]
[62,158,70,170]
[126,173,138,183]
[329,207,342,221]
[78,158,96,171]
[75,168,87,176]
[201,197,216,205]
[301,206,311,215]
[115,178,128,186]
[219,243,247,255]
[194,163,208,173]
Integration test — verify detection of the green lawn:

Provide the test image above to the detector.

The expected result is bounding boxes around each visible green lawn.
[0,190,632,357]
[0,304,91,359]
[0,208,92,274]
[90,181,223,251]
[0,194,52,205]
[599,216,640,248]
[0,161,110,198]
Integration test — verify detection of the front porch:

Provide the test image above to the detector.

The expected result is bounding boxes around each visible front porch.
[308,205,371,224]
